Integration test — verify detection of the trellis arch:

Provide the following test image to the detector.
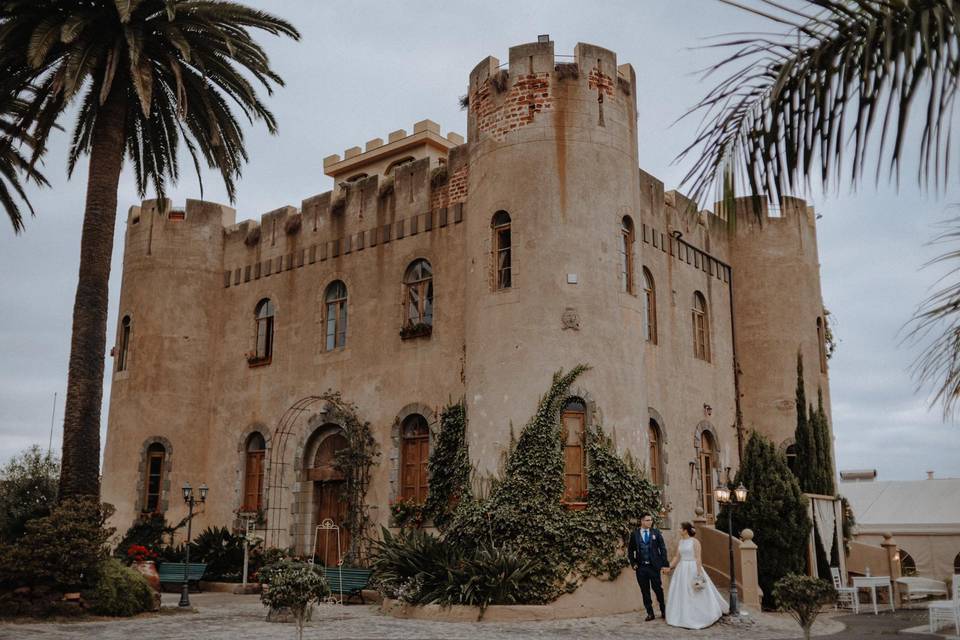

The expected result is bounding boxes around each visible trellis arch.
[264,393,378,561]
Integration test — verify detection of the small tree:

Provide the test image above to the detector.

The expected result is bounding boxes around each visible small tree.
[793,354,816,492]
[260,561,330,640]
[813,389,836,495]
[773,574,837,640]
[718,432,811,608]
[0,446,59,543]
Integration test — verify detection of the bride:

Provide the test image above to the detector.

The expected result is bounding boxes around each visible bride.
[661,521,729,629]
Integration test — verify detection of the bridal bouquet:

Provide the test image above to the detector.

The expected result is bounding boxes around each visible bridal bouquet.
[692,575,706,591]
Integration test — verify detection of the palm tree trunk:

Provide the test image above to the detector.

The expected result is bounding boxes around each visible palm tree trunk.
[58,80,127,499]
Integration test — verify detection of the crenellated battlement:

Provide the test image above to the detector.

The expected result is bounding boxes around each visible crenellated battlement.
[466,40,636,146]
[323,119,464,184]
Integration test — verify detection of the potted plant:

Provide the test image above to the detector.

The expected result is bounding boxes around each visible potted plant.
[126,544,161,592]
[389,496,425,528]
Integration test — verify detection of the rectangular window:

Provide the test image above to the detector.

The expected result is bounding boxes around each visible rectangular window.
[496,227,512,289]
[144,452,164,513]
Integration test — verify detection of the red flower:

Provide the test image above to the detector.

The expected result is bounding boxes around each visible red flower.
[127,544,158,562]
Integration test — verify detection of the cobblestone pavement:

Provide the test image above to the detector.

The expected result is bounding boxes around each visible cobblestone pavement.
[0,592,863,640]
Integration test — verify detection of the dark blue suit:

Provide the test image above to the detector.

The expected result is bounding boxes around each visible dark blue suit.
[627,527,668,616]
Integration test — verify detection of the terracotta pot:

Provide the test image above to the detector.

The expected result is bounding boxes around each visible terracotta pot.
[132,560,161,592]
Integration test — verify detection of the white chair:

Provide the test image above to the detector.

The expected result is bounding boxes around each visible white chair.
[929,575,960,635]
[831,567,859,614]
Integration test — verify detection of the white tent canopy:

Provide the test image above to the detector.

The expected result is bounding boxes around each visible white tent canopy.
[842,478,960,579]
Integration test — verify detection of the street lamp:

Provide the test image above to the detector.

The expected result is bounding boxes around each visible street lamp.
[178,482,208,608]
[714,482,748,616]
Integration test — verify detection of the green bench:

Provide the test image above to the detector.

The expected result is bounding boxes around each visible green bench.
[319,566,373,603]
[157,562,207,592]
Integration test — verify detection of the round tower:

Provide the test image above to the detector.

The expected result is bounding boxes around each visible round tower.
[727,197,834,465]
[101,198,234,532]
[462,40,648,472]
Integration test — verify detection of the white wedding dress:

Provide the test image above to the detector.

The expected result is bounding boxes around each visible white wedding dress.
[665,538,729,629]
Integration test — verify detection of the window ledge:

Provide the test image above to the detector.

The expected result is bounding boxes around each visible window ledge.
[247,355,272,368]
[400,323,433,340]
[562,501,588,511]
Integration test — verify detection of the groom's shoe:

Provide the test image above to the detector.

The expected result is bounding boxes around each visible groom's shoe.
[644,613,656,621]
[660,612,666,619]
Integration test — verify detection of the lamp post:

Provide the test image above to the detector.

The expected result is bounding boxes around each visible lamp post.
[178,482,208,608]
[714,482,748,616]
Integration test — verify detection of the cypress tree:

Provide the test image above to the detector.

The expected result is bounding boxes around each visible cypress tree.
[793,353,816,492]
[815,388,836,495]
[718,432,811,609]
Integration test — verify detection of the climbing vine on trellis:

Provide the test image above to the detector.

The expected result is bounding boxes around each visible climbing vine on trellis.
[329,393,380,566]
[441,365,666,603]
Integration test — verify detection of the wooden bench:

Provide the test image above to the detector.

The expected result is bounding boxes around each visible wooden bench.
[319,566,373,603]
[157,562,207,592]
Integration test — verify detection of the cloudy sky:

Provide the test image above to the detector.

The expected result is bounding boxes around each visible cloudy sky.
[1,1,958,481]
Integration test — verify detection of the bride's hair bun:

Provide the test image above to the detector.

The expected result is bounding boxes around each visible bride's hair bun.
[681,521,697,537]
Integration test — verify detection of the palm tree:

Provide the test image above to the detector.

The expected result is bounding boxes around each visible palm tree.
[677,0,960,416]
[0,0,299,498]
[677,0,960,206]
[0,85,48,232]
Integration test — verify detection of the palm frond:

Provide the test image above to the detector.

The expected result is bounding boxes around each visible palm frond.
[0,83,49,233]
[676,0,960,209]
[905,214,960,419]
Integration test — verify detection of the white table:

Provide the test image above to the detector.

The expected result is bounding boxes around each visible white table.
[852,576,896,615]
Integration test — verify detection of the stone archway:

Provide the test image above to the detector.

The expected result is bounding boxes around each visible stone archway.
[301,426,350,566]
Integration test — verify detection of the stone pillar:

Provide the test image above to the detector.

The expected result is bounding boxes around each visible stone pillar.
[738,529,761,608]
[881,533,901,603]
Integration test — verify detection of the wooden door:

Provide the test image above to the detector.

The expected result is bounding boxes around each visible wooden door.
[401,436,429,502]
[313,481,350,567]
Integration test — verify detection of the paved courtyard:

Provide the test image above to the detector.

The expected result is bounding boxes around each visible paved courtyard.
[2,592,952,640]
[0,591,871,640]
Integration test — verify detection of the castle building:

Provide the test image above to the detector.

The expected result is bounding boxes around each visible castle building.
[101,40,834,558]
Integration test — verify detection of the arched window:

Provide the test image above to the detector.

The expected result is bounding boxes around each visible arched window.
[817,317,828,373]
[254,299,275,362]
[642,268,657,344]
[648,419,664,486]
[404,260,433,326]
[492,211,512,290]
[692,292,711,362]
[785,443,798,475]
[142,443,166,514]
[242,433,266,512]
[385,156,416,175]
[620,216,635,294]
[118,315,132,371]
[324,281,348,351]
[899,549,917,576]
[400,414,430,503]
[699,431,717,518]
[562,399,587,502]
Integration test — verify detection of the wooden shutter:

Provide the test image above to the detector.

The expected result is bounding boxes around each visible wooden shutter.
[562,409,586,501]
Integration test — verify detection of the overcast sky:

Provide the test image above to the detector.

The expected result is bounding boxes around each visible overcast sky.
[1,0,958,481]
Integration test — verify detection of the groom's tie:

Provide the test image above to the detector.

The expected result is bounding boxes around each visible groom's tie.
[643,529,649,544]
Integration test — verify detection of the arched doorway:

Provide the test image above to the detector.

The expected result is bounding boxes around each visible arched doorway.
[305,428,350,566]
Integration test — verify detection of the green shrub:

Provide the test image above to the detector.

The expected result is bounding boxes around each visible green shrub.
[84,558,155,616]
[260,561,330,640]
[0,497,113,591]
[191,526,251,581]
[718,432,811,608]
[114,513,177,560]
[0,446,59,543]
[773,574,837,640]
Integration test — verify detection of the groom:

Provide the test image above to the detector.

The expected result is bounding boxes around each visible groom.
[627,512,668,621]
